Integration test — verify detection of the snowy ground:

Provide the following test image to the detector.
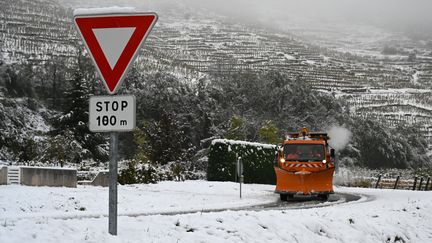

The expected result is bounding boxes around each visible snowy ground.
[1,181,431,242]
[0,181,276,220]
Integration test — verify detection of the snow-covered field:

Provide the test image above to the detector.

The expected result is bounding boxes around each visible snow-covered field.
[1,181,431,242]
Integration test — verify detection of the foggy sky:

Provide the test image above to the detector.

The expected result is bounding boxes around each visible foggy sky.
[62,0,432,37]
[182,0,432,37]
[185,0,431,21]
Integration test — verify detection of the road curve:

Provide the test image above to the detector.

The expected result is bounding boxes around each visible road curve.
[248,192,366,211]
[124,192,367,217]
[4,193,368,221]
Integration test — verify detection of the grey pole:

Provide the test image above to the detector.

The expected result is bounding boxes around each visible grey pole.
[235,153,238,182]
[239,159,243,199]
[240,174,243,199]
[109,132,118,235]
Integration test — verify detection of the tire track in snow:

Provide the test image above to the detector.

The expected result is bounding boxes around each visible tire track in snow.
[1,193,370,222]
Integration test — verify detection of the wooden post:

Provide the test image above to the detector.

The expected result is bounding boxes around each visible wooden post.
[393,176,400,189]
[412,177,417,191]
[375,174,381,189]
[425,177,430,191]
[418,177,424,191]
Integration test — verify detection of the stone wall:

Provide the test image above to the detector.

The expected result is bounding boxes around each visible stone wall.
[91,171,109,187]
[0,166,7,185]
[20,167,77,188]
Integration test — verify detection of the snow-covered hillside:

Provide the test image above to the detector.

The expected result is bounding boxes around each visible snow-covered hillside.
[2,0,432,148]
[0,98,52,161]
[0,181,431,242]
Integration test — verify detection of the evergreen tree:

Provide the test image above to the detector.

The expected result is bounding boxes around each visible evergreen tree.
[225,116,246,140]
[37,57,68,109]
[133,125,151,163]
[144,111,194,164]
[259,120,280,144]
[51,53,108,163]
[19,138,38,162]
[3,65,35,98]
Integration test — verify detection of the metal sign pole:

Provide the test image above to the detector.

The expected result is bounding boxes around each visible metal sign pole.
[240,173,242,199]
[109,132,118,235]
[238,157,243,199]
[235,153,238,182]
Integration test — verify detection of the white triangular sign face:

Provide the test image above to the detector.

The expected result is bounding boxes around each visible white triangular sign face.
[92,27,136,70]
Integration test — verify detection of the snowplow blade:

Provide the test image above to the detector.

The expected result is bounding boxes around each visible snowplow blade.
[274,166,334,195]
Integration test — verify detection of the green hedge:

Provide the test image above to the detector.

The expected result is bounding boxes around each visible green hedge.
[207,139,277,185]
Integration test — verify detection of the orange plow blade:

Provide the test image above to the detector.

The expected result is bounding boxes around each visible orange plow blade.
[274,166,334,195]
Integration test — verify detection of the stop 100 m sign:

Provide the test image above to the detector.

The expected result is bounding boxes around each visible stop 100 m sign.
[89,95,136,132]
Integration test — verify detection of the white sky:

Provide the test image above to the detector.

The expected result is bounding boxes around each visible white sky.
[62,0,432,38]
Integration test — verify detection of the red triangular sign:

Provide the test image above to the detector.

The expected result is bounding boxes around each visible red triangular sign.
[74,13,157,94]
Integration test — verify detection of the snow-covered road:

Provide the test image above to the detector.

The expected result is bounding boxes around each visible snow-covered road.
[1,181,431,242]
[0,181,278,220]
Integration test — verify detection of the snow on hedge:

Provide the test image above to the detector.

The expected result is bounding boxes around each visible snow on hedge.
[73,6,136,16]
[211,139,276,150]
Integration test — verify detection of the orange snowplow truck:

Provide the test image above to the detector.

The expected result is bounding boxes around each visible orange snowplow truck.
[274,127,335,201]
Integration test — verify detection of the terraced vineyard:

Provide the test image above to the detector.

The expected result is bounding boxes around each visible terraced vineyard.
[0,0,77,63]
[2,0,432,148]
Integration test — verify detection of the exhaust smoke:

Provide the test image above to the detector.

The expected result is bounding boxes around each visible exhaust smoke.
[327,125,352,151]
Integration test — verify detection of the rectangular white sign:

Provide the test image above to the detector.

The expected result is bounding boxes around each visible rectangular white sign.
[89,95,136,132]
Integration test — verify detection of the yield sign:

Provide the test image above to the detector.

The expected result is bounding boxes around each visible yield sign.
[74,13,158,94]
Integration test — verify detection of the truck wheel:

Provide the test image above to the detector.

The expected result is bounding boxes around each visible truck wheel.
[280,194,288,201]
[318,194,329,201]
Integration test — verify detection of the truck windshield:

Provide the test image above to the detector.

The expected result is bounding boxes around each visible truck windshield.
[284,144,325,162]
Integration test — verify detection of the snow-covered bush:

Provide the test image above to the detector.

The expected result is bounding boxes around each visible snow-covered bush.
[207,139,276,184]
[118,160,158,184]
[118,160,205,185]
